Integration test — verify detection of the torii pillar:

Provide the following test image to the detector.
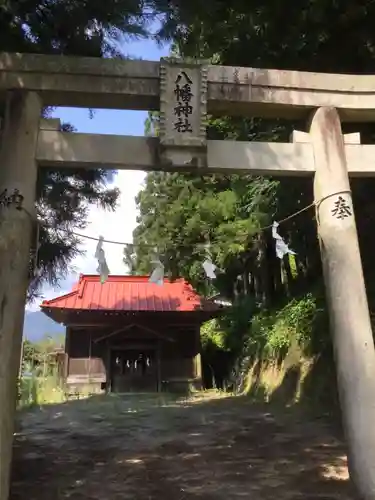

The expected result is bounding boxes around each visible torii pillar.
[0,91,41,500]
[310,107,375,500]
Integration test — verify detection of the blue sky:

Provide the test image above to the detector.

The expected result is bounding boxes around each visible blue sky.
[29,37,170,309]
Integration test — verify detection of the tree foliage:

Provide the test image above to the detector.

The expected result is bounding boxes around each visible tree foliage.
[0,0,157,57]
[0,0,167,298]
[133,1,375,384]
[21,334,64,373]
[155,0,375,74]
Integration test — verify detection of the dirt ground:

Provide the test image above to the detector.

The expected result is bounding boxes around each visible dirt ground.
[11,392,352,499]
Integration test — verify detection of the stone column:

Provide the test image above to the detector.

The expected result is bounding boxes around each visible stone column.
[310,106,375,500]
[0,91,41,500]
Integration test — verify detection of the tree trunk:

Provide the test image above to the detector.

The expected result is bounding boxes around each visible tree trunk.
[283,256,294,296]
[257,235,270,307]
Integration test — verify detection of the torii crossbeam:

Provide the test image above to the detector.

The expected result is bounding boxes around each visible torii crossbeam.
[0,54,375,500]
[2,52,375,121]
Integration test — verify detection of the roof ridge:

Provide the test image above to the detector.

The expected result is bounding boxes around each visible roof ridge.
[41,289,78,307]
[78,274,188,282]
[39,275,222,315]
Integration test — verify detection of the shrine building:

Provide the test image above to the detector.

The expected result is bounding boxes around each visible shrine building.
[40,274,222,393]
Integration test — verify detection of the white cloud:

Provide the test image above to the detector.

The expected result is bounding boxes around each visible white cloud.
[72,169,145,276]
[29,169,146,309]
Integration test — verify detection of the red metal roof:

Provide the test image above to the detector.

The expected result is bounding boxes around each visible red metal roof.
[40,275,218,313]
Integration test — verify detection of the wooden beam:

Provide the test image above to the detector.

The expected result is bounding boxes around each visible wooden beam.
[37,132,159,171]
[39,118,61,131]
[94,323,175,343]
[292,130,361,145]
[36,131,375,177]
[208,66,375,121]
[94,324,138,343]
[0,53,159,111]
[2,52,375,120]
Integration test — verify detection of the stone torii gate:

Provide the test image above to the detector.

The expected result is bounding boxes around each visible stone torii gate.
[1,53,375,499]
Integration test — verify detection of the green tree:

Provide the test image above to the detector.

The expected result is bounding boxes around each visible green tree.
[0,0,154,57]
[131,0,375,390]
[137,4,375,497]
[21,339,40,369]
[136,0,375,309]
[134,129,317,307]
[0,0,169,299]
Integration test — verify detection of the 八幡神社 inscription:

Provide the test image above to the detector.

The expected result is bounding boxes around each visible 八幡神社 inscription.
[159,59,207,154]
[174,71,193,133]
[331,195,352,219]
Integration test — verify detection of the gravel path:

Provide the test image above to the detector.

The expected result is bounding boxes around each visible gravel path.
[11,392,352,499]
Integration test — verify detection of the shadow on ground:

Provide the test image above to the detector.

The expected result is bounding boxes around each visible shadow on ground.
[11,392,353,500]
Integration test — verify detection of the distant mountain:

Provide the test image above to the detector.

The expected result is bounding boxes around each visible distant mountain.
[23,310,64,342]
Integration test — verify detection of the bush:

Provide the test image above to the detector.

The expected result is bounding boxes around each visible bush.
[201,291,330,391]
[18,370,65,408]
[241,291,329,363]
[201,319,226,351]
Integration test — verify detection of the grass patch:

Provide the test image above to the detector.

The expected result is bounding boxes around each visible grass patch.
[18,373,65,407]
